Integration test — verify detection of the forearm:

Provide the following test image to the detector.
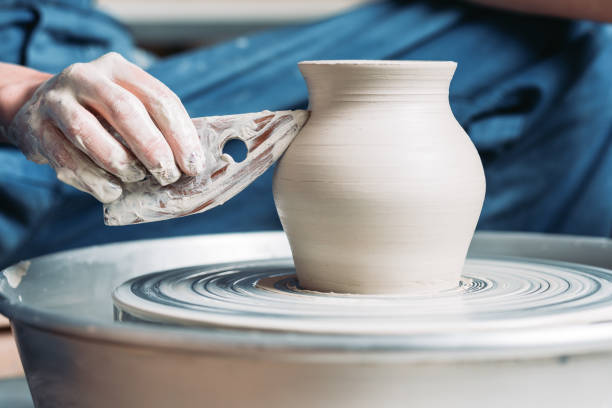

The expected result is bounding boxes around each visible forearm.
[468,0,612,22]
[0,63,52,143]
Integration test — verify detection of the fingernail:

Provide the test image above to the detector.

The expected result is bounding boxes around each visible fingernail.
[150,161,181,186]
[186,150,206,175]
[96,180,123,203]
[120,161,147,183]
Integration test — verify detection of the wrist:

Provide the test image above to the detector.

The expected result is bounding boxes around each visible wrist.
[0,66,51,144]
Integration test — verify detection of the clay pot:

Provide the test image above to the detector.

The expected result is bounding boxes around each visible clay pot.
[273,60,485,294]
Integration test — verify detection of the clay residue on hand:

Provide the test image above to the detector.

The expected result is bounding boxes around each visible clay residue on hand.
[2,260,31,289]
[103,109,309,225]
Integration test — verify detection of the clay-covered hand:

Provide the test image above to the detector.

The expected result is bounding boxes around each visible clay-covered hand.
[6,52,204,203]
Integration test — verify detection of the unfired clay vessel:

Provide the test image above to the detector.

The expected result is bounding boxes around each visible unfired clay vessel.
[273,60,486,294]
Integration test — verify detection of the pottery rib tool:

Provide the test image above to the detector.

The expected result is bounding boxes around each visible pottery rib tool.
[103,110,309,226]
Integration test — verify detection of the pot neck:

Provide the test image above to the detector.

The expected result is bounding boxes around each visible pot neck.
[299,61,456,112]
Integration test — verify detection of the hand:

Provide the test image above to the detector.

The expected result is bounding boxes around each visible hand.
[5,52,204,203]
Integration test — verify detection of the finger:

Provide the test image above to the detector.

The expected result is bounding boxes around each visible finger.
[77,75,181,186]
[43,92,146,183]
[97,55,204,176]
[40,123,123,203]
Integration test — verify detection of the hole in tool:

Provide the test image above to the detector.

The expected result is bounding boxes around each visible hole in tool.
[222,138,248,163]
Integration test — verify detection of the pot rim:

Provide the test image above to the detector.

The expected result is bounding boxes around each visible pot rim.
[298,59,457,68]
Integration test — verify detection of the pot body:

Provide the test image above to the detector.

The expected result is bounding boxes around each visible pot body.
[273,61,486,293]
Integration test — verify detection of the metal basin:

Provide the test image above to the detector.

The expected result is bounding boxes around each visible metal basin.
[1,231,612,407]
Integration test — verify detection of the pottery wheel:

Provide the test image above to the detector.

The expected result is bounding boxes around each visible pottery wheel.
[113,257,612,335]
